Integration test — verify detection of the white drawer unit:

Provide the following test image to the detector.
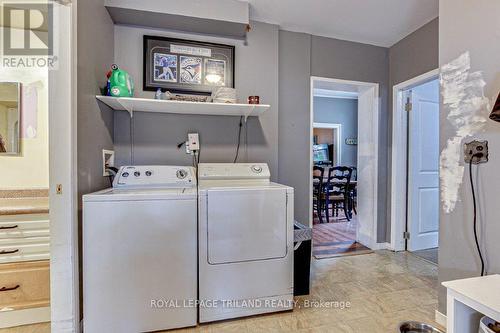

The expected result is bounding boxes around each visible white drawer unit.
[0,214,50,239]
[0,214,50,264]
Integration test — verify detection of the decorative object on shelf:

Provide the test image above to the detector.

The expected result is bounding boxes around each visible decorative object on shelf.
[164,91,210,103]
[345,138,357,145]
[248,96,260,104]
[212,87,237,104]
[155,88,163,100]
[143,36,235,95]
[106,64,134,97]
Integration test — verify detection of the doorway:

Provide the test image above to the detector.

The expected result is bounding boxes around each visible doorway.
[310,77,379,258]
[391,70,440,264]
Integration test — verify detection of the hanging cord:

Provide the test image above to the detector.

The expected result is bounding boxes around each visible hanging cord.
[233,116,243,163]
[469,153,485,276]
[130,116,135,164]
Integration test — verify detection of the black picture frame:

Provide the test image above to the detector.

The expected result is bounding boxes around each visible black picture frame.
[143,35,235,95]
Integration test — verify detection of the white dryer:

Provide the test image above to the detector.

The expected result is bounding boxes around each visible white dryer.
[198,163,294,322]
[83,165,197,333]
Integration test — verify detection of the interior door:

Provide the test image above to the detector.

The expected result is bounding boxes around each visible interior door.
[408,79,440,251]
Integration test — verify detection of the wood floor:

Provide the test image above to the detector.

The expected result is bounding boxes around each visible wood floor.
[313,214,373,259]
[2,251,441,333]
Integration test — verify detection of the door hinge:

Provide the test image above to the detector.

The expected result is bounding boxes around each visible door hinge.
[403,231,410,240]
[405,99,412,112]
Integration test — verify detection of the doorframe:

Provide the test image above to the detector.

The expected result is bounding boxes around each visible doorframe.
[310,76,380,249]
[312,122,342,165]
[390,69,439,252]
[49,1,79,331]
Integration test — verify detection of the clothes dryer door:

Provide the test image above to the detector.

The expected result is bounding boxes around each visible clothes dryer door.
[206,187,288,264]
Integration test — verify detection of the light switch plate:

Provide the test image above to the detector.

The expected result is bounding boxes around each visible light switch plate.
[102,149,115,176]
[464,140,488,164]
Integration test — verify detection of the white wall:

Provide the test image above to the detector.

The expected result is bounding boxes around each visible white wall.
[0,69,49,189]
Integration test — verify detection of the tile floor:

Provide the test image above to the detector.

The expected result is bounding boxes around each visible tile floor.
[412,247,439,265]
[2,251,442,333]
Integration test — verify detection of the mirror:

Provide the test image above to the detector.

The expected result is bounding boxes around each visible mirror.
[0,82,21,155]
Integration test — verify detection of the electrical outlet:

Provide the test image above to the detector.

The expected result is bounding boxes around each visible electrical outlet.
[464,140,488,164]
[187,133,200,151]
[102,149,115,176]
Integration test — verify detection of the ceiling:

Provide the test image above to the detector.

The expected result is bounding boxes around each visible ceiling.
[245,0,438,47]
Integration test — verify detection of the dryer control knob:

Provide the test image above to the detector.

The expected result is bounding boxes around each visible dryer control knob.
[176,169,188,179]
[134,171,141,177]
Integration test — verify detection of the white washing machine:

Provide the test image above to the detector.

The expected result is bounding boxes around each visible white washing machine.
[198,163,294,322]
[83,165,197,333]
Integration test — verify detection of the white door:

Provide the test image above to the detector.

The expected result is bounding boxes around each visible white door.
[407,79,440,251]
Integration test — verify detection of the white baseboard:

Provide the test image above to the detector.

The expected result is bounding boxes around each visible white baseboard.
[0,307,50,328]
[371,242,391,250]
[435,310,447,328]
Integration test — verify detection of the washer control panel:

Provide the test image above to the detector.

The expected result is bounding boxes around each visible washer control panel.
[113,166,196,188]
[198,163,270,180]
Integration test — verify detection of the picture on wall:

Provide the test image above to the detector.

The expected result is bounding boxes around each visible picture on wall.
[143,36,235,94]
[180,56,202,84]
[153,53,177,82]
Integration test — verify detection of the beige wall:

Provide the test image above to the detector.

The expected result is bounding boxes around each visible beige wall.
[0,69,49,189]
[313,128,333,145]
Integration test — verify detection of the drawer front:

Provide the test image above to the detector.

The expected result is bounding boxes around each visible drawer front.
[0,261,50,309]
[0,241,50,264]
[0,214,50,239]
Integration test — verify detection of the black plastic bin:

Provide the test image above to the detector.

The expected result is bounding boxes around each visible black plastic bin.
[294,221,312,296]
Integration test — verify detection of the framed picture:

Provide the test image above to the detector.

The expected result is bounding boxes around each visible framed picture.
[143,36,235,94]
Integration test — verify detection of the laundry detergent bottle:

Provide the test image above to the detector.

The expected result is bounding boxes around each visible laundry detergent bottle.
[107,64,134,97]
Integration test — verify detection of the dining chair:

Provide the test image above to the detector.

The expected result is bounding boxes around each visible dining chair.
[322,166,352,222]
[313,165,325,223]
[350,166,357,215]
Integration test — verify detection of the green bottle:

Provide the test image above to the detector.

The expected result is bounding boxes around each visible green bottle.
[108,64,134,97]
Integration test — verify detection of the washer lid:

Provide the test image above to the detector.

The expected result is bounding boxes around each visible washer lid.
[83,187,197,202]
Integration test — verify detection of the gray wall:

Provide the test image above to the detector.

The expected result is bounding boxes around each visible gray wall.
[278,30,311,225]
[77,0,115,202]
[278,31,390,241]
[113,22,279,180]
[77,0,115,319]
[313,97,358,167]
[438,0,500,313]
[386,18,439,240]
[389,18,439,87]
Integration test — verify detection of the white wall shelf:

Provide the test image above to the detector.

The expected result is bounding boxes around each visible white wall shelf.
[96,96,269,119]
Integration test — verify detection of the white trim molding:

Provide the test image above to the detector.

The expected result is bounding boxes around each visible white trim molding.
[313,122,342,165]
[310,76,379,250]
[435,310,447,329]
[49,1,79,331]
[390,69,439,252]
[313,88,358,100]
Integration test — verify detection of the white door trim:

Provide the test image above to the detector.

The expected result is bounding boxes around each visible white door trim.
[49,1,79,331]
[310,76,379,249]
[390,69,439,252]
[313,122,342,165]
